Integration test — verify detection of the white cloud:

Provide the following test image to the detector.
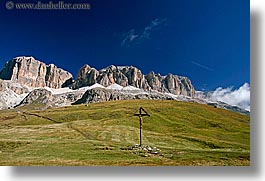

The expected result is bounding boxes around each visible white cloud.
[121,18,167,47]
[140,18,167,40]
[207,83,250,111]
[120,29,138,47]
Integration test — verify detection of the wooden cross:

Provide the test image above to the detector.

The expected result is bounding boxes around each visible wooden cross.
[134,107,150,146]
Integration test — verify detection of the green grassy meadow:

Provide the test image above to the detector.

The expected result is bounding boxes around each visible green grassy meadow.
[0,100,250,166]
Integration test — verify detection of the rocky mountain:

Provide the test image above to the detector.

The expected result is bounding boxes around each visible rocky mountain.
[73,87,174,105]
[18,88,53,106]
[71,65,195,97]
[72,65,150,90]
[17,88,85,109]
[146,71,194,97]
[0,57,195,97]
[0,79,29,94]
[0,56,73,89]
[0,56,249,115]
[0,79,29,109]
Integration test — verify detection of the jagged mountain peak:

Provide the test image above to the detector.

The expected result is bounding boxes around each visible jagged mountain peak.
[99,65,138,72]
[71,63,195,97]
[0,56,73,89]
[80,64,91,69]
[14,56,35,61]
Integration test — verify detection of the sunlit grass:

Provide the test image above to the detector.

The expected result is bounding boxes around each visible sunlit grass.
[0,100,250,166]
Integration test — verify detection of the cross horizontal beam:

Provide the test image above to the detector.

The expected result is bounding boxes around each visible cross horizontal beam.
[134,113,150,117]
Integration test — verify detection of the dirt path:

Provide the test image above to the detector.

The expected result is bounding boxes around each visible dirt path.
[67,123,93,139]
[22,112,62,124]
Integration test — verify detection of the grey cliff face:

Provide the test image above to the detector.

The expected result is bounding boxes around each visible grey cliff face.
[97,65,129,87]
[72,65,195,97]
[121,66,150,89]
[73,88,124,104]
[18,88,53,107]
[0,79,29,94]
[163,74,195,97]
[73,88,174,105]
[73,64,99,88]
[17,88,84,109]
[0,56,73,89]
[72,65,150,90]
[145,71,164,92]
[144,71,195,97]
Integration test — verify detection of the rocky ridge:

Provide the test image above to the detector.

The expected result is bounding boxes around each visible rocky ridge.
[17,87,85,109]
[0,78,250,115]
[71,65,195,97]
[0,79,29,109]
[0,56,249,115]
[73,87,174,105]
[0,56,73,89]
[0,79,29,94]
[0,57,195,97]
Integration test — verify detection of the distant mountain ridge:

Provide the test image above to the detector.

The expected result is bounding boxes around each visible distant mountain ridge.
[72,64,195,97]
[0,56,195,97]
[0,56,249,115]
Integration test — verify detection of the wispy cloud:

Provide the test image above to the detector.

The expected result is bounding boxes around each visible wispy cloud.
[121,29,138,47]
[121,18,167,47]
[191,61,214,72]
[207,83,250,111]
[140,18,167,40]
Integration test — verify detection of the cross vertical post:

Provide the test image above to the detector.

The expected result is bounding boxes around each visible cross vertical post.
[139,116,142,146]
[134,107,150,146]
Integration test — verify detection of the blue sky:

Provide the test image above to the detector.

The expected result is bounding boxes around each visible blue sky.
[0,0,249,91]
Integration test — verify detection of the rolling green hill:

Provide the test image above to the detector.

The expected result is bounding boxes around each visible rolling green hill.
[0,100,250,166]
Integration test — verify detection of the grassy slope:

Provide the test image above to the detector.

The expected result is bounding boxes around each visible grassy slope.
[0,100,250,166]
